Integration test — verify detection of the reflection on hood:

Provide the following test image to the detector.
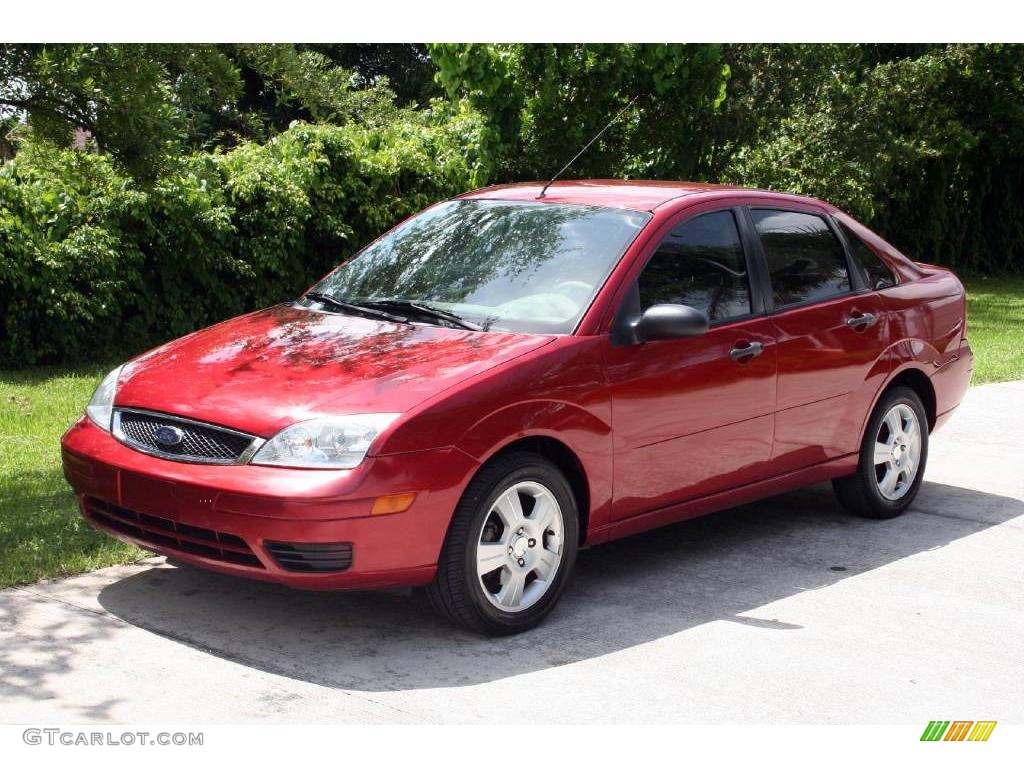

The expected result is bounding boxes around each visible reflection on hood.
[117,304,553,436]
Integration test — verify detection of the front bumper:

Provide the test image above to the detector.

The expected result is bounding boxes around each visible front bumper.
[61,417,478,590]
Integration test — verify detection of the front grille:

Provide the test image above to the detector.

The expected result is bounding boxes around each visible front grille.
[114,409,259,464]
[84,497,264,568]
[265,541,353,573]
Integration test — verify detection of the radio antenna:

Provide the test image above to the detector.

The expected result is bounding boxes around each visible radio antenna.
[537,95,640,199]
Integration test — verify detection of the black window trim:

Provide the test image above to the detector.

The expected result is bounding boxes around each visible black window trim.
[744,204,866,314]
[611,205,769,345]
[829,215,901,292]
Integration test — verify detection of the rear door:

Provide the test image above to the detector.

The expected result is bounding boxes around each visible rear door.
[745,206,889,472]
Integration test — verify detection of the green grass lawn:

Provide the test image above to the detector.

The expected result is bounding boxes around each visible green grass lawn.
[0,364,145,587]
[0,275,1021,588]
[965,276,1024,384]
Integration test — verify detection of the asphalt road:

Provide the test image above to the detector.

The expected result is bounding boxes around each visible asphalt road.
[2,382,1022,724]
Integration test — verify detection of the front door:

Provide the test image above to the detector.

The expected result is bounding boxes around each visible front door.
[606,208,778,523]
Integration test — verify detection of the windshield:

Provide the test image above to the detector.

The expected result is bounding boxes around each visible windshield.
[308,200,651,334]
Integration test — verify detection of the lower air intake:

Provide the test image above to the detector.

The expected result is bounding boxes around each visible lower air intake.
[264,541,353,573]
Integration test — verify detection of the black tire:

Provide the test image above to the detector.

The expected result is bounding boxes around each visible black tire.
[832,385,929,519]
[426,450,579,635]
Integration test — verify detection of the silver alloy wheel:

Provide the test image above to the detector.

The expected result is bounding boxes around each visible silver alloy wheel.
[873,403,922,501]
[476,480,565,613]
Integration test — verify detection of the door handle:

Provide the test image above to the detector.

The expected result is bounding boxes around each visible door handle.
[846,312,877,330]
[729,341,764,362]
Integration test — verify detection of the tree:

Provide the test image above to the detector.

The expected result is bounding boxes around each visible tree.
[0,44,407,177]
[428,43,730,183]
[302,44,439,106]
[717,44,1024,271]
[229,44,402,132]
[1,44,181,177]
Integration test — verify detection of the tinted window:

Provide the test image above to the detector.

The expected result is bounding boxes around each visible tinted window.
[752,209,851,307]
[637,210,751,322]
[839,221,896,290]
[313,200,650,334]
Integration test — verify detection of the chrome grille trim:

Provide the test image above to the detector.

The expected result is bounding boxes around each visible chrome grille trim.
[112,407,265,465]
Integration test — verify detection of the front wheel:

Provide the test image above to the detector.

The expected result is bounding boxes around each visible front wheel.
[426,451,579,635]
[832,385,929,519]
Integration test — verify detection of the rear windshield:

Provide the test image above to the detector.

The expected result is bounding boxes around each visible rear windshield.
[311,200,651,334]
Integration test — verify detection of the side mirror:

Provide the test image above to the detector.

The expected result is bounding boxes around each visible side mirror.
[634,303,709,342]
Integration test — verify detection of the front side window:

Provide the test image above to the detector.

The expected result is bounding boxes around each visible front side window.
[637,210,752,322]
[310,200,650,334]
[838,221,897,290]
[752,209,851,307]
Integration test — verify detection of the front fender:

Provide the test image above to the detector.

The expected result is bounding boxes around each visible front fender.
[456,399,611,461]
[377,336,614,535]
[456,400,614,539]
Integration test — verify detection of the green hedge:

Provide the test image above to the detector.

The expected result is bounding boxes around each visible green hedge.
[0,115,482,365]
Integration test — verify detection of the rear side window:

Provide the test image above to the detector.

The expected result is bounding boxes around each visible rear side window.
[839,221,897,290]
[637,210,752,322]
[752,209,851,307]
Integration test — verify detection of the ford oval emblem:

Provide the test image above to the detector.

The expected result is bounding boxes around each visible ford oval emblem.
[153,425,185,448]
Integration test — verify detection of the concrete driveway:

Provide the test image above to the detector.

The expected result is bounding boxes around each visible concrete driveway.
[2,382,1022,724]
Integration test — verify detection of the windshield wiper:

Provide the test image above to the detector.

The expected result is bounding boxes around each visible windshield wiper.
[303,292,409,324]
[359,300,483,331]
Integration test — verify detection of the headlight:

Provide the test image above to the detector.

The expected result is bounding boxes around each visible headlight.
[250,414,400,469]
[86,365,124,432]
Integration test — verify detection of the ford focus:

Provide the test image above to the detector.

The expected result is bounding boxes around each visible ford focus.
[61,181,973,634]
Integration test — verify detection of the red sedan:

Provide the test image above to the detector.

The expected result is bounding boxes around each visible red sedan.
[61,181,972,634]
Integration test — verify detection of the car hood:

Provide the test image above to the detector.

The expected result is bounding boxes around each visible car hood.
[116,304,553,437]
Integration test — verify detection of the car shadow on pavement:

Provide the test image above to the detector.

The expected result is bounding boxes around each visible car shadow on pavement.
[94,480,1022,692]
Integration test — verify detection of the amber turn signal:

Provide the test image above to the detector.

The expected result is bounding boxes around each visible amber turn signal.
[371,492,417,516]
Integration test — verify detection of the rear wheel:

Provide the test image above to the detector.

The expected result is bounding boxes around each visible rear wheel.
[833,386,928,519]
[426,451,578,635]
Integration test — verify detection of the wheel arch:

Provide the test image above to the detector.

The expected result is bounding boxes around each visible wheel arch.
[452,397,612,547]
[885,367,937,431]
[476,436,592,547]
[867,365,937,437]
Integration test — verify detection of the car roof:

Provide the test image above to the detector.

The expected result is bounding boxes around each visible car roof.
[458,180,831,213]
